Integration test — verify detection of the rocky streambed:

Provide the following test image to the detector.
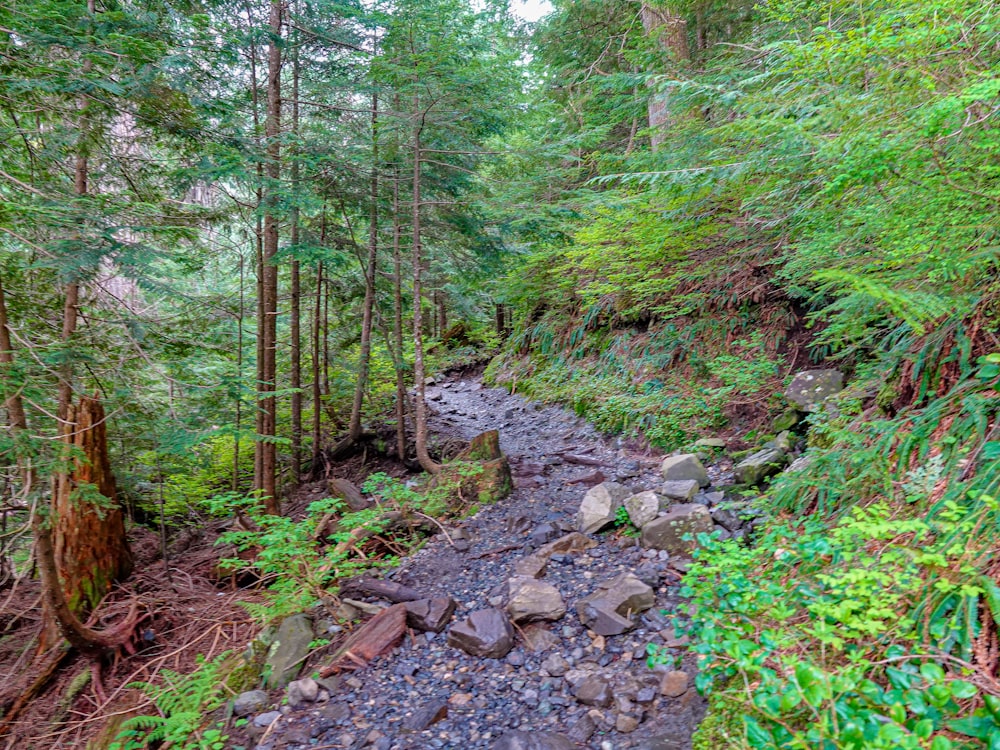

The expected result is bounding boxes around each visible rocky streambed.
[238,374,763,750]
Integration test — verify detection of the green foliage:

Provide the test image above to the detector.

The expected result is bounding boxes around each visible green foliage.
[111,653,233,750]
[489,331,782,448]
[213,494,381,622]
[681,364,1000,749]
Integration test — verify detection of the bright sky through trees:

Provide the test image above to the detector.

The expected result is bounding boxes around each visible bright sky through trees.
[512,0,552,21]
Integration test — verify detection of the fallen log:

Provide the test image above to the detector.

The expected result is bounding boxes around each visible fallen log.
[339,575,424,603]
[320,603,407,676]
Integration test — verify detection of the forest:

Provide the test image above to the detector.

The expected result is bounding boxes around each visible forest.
[1,0,998,748]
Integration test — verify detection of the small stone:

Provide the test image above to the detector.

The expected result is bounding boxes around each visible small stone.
[506,650,526,667]
[616,714,640,733]
[659,455,709,487]
[541,653,569,676]
[637,687,656,703]
[577,482,632,534]
[660,479,700,502]
[694,438,726,448]
[624,491,660,528]
[573,675,612,707]
[233,690,268,717]
[405,597,458,633]
[403,700,449,730]
[576,572,655,636]
[286,678,319,708]
[660,670,689,697]
[567,713,597,743]
[450,692,474,707]
[447,608,515,658]
[507,577,567,623]
[253,711,281,728]
[785,369,844,411]
[641,504,713,555]
[734,447,789,486]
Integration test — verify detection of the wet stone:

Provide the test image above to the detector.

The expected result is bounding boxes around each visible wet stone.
[447,608,515,658]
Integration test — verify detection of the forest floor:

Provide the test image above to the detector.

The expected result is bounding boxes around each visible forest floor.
[2,370,734,749]
[229,372,736,750]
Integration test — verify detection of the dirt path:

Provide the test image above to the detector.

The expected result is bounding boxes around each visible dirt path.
[254,374,716,750]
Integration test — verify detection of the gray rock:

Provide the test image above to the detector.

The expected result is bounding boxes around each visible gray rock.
[660,479,700,502]
[573,674,612,707]
[491,731,575,750]
[624,491,659,528]
[286,678,319,708]
[530,523,561,546]
[402,699,448,730]
[734,447,789,486]
[447,608,515,658]
[233,689,269,717]
[507,577,566,623]
[567,713,597,742]
[772,408,800,432]
[264,613,313,688]
[659,455,709,487]
[404,597,457,633]
[711,506,746,532]
[577,482,631,534]
[785,369,844,411]
[253,711,282,728]
[541,653,570,677]
[694,438,726,448]
[641,504,713,555]
[576,572,655,636]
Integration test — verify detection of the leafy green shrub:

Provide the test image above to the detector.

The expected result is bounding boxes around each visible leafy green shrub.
[680,363,1000,749]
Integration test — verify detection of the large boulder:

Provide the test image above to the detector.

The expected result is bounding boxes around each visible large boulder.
[576,572,655,636]
[785,369,844,412]
[264,613,314,688]
[734,447,789,486]
[447,608,515,658]
[640,504,713,555]
[577,482,631,534]
[506,577,566,623]
[624,491,660,528]
[659,455,709,487]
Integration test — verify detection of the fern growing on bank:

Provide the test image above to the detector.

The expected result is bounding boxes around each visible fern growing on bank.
[111,653,232,750]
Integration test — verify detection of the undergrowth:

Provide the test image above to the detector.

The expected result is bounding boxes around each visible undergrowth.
[684,354,1000,749]
[487,328,785,448]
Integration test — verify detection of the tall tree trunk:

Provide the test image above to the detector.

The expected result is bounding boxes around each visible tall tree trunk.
[640,3,689,152]
[0,275,26,433]
[289,22,302,485]
[392,166,408,461]
[233,250,245,491]
[348,91,380,441]
[257,0,282,514]
[411,108,440,474]
[247,12,265,494]
[52,396,132,617]
[312,260,323,468]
